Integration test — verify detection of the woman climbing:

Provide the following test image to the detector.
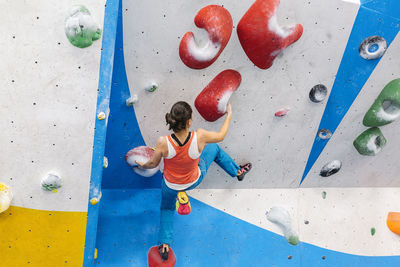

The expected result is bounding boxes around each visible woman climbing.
[136,101,252,261]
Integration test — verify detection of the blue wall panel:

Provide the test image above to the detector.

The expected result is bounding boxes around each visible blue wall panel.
[101,0,162,189]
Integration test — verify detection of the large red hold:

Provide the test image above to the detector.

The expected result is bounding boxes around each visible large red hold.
[237,0,303,69]
[179,5,233,69]
[195,70,241,122]
[148,246,176,267]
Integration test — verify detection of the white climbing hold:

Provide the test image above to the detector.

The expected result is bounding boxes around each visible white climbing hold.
[125,146,160,177]
[103,156,108,168]
[41,173,63,192]
[126,95,138,106]
[0,182,13,213]
[145,82,158,92]
[266,206,299,245]
[97,112,106,120]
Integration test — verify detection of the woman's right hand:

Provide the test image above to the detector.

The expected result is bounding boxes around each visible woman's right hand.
[226,102,232,116]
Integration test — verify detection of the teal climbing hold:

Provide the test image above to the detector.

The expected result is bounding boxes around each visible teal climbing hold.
[363,79,400,127]
[65,5,102,48]
[353,127,387,156]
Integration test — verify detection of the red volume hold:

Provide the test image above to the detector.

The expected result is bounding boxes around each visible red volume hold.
[179,5,233,69]
[237,0,303,69]
[195,70,241,122]
[148,246,176,267]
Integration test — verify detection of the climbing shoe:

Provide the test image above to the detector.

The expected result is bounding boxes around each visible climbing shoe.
[237,163,252,181]
[158,244,169,261]
[176,191,191,215]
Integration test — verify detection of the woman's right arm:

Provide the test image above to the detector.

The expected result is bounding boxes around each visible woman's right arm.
[197,103,232,144]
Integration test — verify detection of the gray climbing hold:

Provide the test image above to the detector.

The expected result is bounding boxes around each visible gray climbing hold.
[320,160,341,177]
[359,36,387,60]
[309,84,328,103]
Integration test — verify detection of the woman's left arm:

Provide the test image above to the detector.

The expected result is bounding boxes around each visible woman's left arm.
[136,137,166,169]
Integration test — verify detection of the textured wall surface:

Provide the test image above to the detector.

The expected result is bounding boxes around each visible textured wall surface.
[0,0,104,265]
[99,0,400,264]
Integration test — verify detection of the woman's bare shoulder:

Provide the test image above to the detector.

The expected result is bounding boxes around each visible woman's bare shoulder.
[157,136,168,146]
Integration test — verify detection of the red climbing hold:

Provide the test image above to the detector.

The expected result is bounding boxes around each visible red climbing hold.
[237,0,303,69]
[179,5,233,69]
[148,246,176,267]
[195,70,241,122]
[275,107,290,117]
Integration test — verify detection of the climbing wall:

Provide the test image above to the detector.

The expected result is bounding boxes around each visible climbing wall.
[0,1,104,265]
[88,0,400,266]
[123,0,400,189]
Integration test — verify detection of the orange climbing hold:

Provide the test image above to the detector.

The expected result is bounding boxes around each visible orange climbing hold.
[387,212,400,236]
[148,246,176,267]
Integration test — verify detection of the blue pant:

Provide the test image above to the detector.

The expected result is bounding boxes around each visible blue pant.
[158,143,240,245]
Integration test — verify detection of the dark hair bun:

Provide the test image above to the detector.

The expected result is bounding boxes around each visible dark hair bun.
[165,101,193,132]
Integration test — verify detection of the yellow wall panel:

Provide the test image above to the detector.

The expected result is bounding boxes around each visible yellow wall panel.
[0,206,87,266]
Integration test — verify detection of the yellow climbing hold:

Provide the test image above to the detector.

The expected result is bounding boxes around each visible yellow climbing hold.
[90,197,99,205]
[52,189,58,193]
[97,112,106,120]
[94,248,98,259]
[0,183,8,191]
[0,182,13,213]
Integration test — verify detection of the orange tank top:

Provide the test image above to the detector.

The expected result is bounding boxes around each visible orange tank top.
[163,132,200,185]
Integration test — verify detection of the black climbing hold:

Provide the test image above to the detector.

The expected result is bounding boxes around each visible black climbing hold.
[309,84,328,103]
[320,160,342,177]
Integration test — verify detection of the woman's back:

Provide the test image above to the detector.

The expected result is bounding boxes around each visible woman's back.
[163,131,200,185]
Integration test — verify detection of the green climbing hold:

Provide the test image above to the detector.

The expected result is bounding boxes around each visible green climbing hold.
[322,191,327,199]
[363,79,400,127]
[65,5,102,48]
[41,173,63,191]
[371,227,376,236]
[353,127,387,156]
[145,83,158,93]
[287,235,299,246]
